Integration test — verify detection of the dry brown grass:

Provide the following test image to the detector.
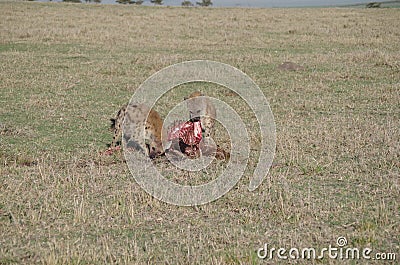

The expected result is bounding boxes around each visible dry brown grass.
[1,1,399,264]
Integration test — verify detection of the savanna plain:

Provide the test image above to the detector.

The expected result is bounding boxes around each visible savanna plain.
[0,1,399,264]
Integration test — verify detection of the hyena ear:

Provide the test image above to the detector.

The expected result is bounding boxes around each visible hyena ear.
[110,118,116,129]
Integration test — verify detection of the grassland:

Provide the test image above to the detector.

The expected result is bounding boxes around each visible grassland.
[1,1,399,264]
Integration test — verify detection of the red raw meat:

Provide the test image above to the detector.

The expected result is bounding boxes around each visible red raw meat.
[168,120,202,146]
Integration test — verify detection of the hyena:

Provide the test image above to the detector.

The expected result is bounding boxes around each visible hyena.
[110,103,164,159]
[184,91,216,139]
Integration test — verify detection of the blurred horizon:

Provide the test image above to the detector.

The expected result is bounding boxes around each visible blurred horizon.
[36,0,396,7]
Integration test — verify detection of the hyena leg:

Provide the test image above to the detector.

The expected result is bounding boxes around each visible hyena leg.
[111,126,122,148]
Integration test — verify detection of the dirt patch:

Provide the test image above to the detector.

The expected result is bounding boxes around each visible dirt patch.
[277,61,305,71]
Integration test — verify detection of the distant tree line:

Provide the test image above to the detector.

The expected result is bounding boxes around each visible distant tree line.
[116,0,143,4]
[61,0,213,6]
[182,0,212,6]
[181,1,192,6]
[117,0,213,6]
[366,2,381,8]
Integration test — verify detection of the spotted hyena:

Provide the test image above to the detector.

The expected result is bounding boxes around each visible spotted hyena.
[184,91,216,139]
[110,103,164,159]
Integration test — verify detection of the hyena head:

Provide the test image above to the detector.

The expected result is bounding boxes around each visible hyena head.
[185,91,206,122]
[146,138,164,159]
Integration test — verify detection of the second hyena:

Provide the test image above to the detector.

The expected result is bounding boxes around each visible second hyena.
[184,91,216,138]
